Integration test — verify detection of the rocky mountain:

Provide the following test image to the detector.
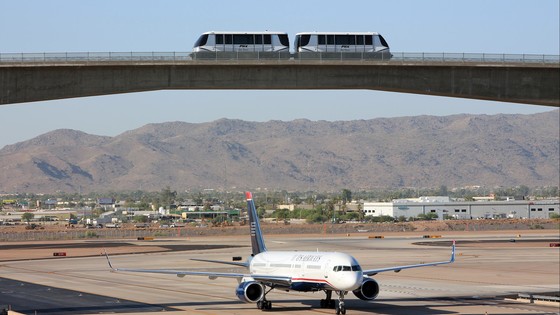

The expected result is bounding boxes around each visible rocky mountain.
[0,110,558,193]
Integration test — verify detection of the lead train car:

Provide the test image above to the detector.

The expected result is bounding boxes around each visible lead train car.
[191,31,290,59]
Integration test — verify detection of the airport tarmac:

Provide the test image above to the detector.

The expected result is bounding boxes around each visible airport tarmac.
[1,230,559,315]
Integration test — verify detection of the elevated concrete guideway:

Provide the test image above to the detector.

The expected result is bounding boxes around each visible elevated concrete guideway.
[1,53,559,106]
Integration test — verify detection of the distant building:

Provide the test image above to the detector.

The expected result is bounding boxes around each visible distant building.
[277,204,295,211]
[97,198,115,210]
[363,197,559,220]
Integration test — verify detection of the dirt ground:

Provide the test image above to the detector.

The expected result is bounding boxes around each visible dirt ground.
[1,218,558,236]
[0,219,558,262]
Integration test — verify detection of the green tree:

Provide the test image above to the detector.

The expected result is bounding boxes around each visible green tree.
[438,185,448,196]
[134,215,148,223]
[417,213,438,220]
[274,209,290,221]
[257,207,266,219]
[22,212,34,223]
[160,186,177,209]
[341,189,352,204]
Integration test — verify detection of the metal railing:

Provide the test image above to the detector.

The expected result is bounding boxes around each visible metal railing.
[0,51,558,64]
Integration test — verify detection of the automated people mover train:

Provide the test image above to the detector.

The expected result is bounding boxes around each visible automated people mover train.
[191,31,391,59]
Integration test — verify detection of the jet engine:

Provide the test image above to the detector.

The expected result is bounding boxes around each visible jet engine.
[352,277,380,300]
[235,281,264,303]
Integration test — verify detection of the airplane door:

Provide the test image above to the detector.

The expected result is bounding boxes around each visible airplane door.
[323,260,331,280]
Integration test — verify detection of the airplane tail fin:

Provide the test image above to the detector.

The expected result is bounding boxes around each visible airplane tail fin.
[246,191,267,255]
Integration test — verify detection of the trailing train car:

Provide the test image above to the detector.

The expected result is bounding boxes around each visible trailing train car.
[294,32,391,59]
[191,31,290,59]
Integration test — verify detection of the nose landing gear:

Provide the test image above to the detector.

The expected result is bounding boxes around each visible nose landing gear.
[335,291,346,315]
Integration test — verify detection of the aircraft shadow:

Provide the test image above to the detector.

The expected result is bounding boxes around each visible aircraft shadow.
[158,295,537,315]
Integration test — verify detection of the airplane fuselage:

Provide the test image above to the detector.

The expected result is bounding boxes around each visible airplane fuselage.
[249,251,363,292]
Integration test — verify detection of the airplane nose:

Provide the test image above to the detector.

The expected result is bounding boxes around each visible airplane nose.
[339,272,362,291]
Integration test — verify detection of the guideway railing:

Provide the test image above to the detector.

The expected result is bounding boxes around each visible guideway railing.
[0,51,558,64]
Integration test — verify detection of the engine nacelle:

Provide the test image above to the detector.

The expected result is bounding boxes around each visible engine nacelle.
[352,277,380,301]
[235,281,264,303]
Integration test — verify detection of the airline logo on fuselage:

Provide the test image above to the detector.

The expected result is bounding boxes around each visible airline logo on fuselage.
[292,254,323,262]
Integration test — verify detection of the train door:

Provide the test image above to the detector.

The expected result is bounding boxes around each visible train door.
[214,34,229,52]
[233,34,251,52]
[318,34,336,52]
[262,34,272,52]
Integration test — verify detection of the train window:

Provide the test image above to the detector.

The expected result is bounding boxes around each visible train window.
[298,35,310,47]
[335,35,355,45]
[194,34,208,47]
[365,35,373,45]
[318,35,325,45]
[215,34,223,45]
[279,34,289,46]
[357,35,364,45]
[255,35,263,44]
[225,34,233,45]
[379,35,389,47]
[264,34,272,44]
[327,35,335,45]
[335,35,346,45]
[233,34,253,45]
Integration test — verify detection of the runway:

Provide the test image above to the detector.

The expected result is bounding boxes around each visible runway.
[1,231,558,314]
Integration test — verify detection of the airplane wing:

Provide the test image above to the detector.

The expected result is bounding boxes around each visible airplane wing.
[190,258,250,268]
[362,241,455,276]
[104,251,291,286]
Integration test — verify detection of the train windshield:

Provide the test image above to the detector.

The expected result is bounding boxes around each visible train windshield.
[193,34,208,48]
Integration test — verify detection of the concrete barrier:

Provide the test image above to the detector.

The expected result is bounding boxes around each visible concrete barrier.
[1,61,558,106]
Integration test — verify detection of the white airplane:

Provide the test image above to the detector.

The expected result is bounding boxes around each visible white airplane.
[106,191,455,315]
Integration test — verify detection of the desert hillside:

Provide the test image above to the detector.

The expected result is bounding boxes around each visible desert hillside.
[0,110,558,193]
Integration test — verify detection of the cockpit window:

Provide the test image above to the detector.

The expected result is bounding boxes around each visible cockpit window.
[333,265,360,272]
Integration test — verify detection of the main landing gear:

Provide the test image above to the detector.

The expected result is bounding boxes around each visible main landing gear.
[256,286,273,310]
[320,290,336,308]
[320,290,346,314]
[256,299,271,310]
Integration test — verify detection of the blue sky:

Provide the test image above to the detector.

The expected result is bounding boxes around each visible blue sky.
[0,0,558,148]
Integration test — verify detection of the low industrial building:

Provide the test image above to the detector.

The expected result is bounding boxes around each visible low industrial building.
[363,197,559,220]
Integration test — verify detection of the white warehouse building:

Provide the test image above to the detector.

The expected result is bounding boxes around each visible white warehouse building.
[363,197,559,220]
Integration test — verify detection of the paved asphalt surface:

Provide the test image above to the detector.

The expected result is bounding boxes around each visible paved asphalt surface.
[0,277,176,314]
